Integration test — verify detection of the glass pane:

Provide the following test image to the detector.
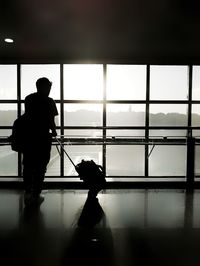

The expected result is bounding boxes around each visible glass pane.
[64,129,102,138]
[150,66,188,100]
[0,129,12,137]
[192,105,200,137]
[106,145,145,176]
[149,130,187,138]
[64,64,103,100]
[192,66,200,100]
[0,65,17,99]
[46,146,60,176]
[0,146,18,175]
[107,104,145,126]
[195,145,200,176]
[21,64,60,99]
[193,130,200,137]
[64,145,102,176]
[0,104,17,126]
[192,104,200,127]
[64,104,103,126]
[107,130,145,138]
[107,65,146,100]
[149,145,186,176]
[149,104,187,126]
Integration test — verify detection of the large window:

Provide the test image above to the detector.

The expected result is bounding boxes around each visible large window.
[0,64,199,180]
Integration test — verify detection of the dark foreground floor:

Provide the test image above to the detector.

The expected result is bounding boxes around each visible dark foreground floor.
[0,189,200,266]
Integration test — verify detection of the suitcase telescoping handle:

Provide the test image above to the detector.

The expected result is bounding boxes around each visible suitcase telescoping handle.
[54,137,76,168]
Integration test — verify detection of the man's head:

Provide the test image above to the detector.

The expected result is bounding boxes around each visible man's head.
[36,77,52,96]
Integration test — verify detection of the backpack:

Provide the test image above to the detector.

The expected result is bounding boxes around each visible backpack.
[9,114,28,152]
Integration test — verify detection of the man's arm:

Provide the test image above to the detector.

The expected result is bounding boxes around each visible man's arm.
[49,98,58,137]
[50,118,57,137]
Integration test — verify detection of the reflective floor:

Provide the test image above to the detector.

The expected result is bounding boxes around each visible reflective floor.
[1,189,200,265]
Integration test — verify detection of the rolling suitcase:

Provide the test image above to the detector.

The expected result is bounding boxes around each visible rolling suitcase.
[55,138,106,195]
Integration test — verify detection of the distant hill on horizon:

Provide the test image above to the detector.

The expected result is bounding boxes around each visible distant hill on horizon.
[1,109,200,127]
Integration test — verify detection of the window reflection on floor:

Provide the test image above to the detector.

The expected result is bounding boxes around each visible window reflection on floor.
[0,189,199,230]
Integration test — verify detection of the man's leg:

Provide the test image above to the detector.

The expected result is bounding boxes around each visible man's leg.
[23,151,45,205]
[32,169,45,196]
[32,143,51,198]
[23,152,35,204]
[22,166,32,194]
[23,138,51,205]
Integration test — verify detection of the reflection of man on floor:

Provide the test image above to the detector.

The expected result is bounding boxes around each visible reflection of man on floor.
[23,77,58,206]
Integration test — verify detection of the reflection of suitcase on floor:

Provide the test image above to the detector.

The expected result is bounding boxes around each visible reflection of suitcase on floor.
[55,138,106,190]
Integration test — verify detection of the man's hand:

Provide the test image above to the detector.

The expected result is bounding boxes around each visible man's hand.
[51,130,57,137]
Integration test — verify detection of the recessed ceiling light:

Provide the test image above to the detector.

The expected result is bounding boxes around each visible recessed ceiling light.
[4,38,14,43]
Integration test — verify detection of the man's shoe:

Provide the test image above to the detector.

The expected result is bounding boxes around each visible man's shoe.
[33,195,44,205]
[24,192,32,205]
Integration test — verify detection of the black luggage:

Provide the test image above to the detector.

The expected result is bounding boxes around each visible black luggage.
[9,114,29,152]
[76,159,106,187]
[55,138,106,194]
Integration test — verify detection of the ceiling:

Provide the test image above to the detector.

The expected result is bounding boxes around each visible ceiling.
[1,0,200,63]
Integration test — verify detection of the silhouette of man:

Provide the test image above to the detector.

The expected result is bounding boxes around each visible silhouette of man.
[23,77,58,205]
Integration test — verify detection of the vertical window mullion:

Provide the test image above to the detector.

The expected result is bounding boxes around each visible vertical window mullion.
[145,65,150,177]
[60,64,64,177]
[17,64,22,177]
[187,65,192,135]
[103,64,107,176]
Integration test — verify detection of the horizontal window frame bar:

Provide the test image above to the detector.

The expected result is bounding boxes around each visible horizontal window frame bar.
[3,99,200,103]
[1,126,200,130]
[0,100,19,103]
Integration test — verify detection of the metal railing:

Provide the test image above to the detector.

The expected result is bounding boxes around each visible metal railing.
[0,135,198,185]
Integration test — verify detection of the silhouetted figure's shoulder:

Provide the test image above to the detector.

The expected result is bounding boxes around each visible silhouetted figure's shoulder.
[25,92,56,106]
[25,92,58,117]
[25,92,54,102]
